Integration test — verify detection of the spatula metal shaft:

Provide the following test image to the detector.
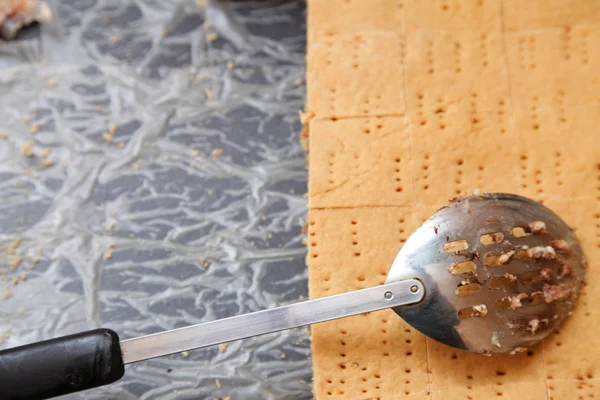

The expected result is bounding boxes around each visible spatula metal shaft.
[120,279,424,364]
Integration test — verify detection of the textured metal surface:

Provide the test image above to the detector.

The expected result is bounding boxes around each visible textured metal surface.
[121,279,425,364]
[0,1,310,399]
[386,193,586,354]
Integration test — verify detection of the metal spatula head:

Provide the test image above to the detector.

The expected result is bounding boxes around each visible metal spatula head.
[386,193,586,354]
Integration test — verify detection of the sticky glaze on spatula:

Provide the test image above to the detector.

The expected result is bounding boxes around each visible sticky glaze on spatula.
[0,193,585,400]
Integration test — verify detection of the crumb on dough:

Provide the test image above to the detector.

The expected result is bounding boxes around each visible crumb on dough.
[539,267,552,280]
[218,343,228,353]
[20,142,34,158]
[211,148,223,158]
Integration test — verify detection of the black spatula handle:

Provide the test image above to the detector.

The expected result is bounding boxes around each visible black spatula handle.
[0,328,125,400]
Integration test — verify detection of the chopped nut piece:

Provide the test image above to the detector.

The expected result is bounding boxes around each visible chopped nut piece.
[102,132,113,143]
[117,142,125,149]
[112,35,120,44]
[508,293,528,310]
[3,291,12,300]
[472,304,488,317]
[31,256,40,268]
[40,159,54,168]
[491,332,501,348]
[108,124,117,134]
[504,273,517,282]
[204,88,213,100]
[181,351,190,357]
[215,379,221,388]
[20,141,34,158]
[207,33,218,42]
[550,239,570,253]
[528,319,540,334]
[7,238,21,255]
[218,343,228,353]
[12,277,18,285]
[280,353,286,359]
[30,123,40,134]
[528,221,547,234]
[227,61,234,70]
[539,268,552,280]
[103,244,115,260]
[211,148,223,158]
[39,147,50,157]
[497,250,515,265]
[526,246,556,259]
[542,283,572,303]
[20,273,27,281]
[0,132,7,139]
[192,150,200,157]
[9,256,23,271]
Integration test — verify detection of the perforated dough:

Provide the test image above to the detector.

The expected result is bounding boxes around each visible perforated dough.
[307,0,600,399]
